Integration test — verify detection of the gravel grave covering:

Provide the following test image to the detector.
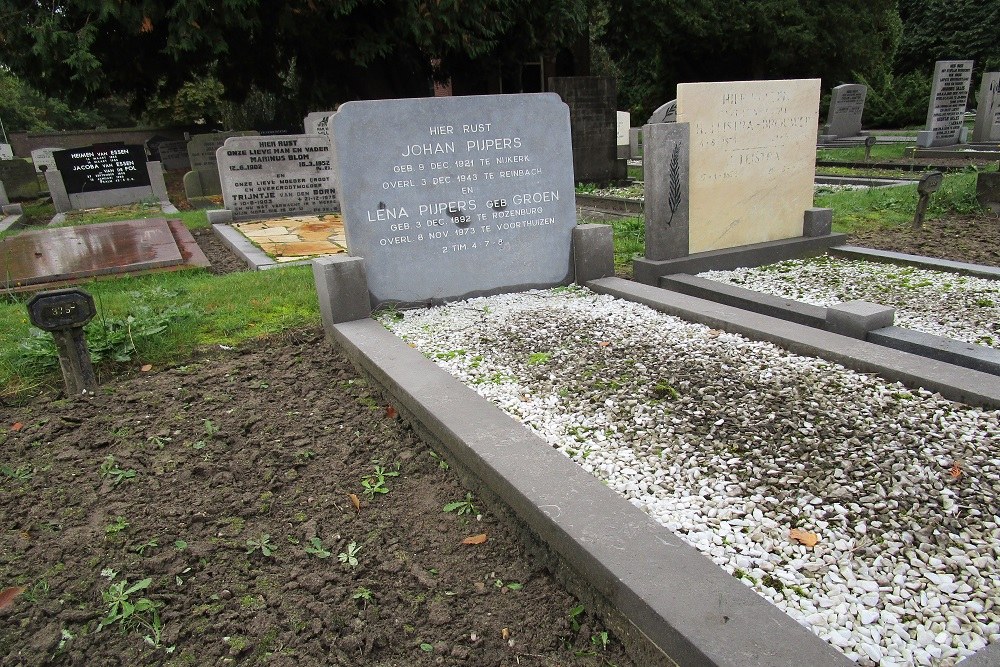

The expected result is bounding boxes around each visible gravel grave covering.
[380,287,1000,666]
[699,256,1000,348]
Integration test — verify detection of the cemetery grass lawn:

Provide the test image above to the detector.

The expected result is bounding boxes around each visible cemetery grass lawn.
[6,197,209,232]
[0,329,633,666]
[815,143,909,163]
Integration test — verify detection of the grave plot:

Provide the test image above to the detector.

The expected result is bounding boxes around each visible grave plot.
[232,214,346,263]
[379,287,1000,666]
[699,257,1000,348]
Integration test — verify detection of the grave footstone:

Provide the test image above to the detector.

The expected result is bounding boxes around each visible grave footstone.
[677,79,820,253]
[913,171,944,228]
[27,288,98,395]
[328,93,576,307]
[647,100,677,125]
[972,73,1000,143]
[917,60,974,148]
[0,159,42,200]
[47,144,172,213]
[823,84,867,139]
[304,111,336,136]
[217,134,339,219]
[31,147,59,174]
[183,131,258,199]
[643,123,690,260]
[548,77,626,182]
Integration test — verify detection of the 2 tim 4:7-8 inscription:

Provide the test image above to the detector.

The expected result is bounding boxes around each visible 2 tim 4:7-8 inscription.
[369,122,563,255]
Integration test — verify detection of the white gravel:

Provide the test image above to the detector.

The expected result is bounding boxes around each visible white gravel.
[700,257,1000,349]
[379,287,1000,666]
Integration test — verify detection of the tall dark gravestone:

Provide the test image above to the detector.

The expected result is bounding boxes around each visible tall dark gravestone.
[917,60,974,148]
[328,93,577,307]
[548,77,627,183]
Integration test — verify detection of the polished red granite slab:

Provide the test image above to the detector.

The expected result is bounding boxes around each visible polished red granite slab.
[1,218,187,289]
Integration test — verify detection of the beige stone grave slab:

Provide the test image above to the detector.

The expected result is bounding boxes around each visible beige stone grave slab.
[233,214,346,261]
[678,79,820,253]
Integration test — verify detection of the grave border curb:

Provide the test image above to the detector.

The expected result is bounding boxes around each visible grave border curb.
[829,245,1000,280]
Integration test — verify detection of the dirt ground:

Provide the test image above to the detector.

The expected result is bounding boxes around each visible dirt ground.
[847,212,1000,267]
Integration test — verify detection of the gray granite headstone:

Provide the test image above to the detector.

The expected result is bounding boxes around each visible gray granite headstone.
[156,140,192,171]
[548,77,626,182]
[0,159,42,199]
[617,111,631,159]
[329,93,576,307]
[917,60,974,148]
[643,123,690,261]
[824,84,867,138]
[647,100,677,125]
[183,131,258,198]
[304,111,336,136]
[31,147,59,173]
[217,134,339,220]
[972,72,1000,143]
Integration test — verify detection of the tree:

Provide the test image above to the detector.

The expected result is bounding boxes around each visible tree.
[0,68,133,132]
[896,0,1000,75]
[0,0,589,118]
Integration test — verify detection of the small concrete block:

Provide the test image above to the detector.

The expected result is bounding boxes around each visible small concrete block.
[206,209,234,225]
[2,203,24,215]
[313,255,371,332]
[803,208,833,237]
[827,300,895,338]
[976,172,1000,213]
[916,131,934,148]
[573,224,614,283]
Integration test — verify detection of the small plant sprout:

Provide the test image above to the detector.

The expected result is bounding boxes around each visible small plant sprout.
[131,538,159,555]
[338,541,361,568]
[568,604,585,632]
[304,537,332,559]
[1,464,33,481]
[98,575,170,650]
[527,351,552,365]
[591,631,610,650]
[203,419,219,437]
[352,586,374,608]
[443,492,478,516]
[99,455,136,486]
[246,533,276,557]
[105,517,129,536]
[360,461,400,499]
[428,451,450,470]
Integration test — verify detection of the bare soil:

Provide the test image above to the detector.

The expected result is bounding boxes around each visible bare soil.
[0,330,634,667]
[847,212,1000,267]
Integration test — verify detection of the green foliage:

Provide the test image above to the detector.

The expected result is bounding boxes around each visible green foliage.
[360,462,400,499]
[855,69,931,129]
[304,537,332,559]
[98,575,169,649]
[0,68,132,132]
[245,533,276,557]
[338,541,361,569]
[443,493,478,516]
[99,455,137,486]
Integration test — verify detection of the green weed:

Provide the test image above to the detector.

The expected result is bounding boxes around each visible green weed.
[361,461,400,499]
[245,533,276,557]
[304,537,332,559]
[338,541,361,568]
[99,455,136,486]
[98,575,171,650]
[443,492,477,516]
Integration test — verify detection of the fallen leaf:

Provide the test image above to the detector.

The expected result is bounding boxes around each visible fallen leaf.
[18,531,30,540]
[0,586,25,611]
[598,341,610,347]
[385,405,397,419]
[140,364,153,372]
[501,627,510,640]
[950,463,962,479]
[462,533,487,545]
[348,493,361,512]
[789,528,819,548]
[11,422,23,432]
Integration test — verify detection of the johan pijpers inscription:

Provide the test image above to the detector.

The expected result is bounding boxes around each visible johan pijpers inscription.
[53,145,151,194]
[329,93,577,305]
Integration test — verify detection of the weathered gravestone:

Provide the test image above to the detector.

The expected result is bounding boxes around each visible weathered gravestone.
[183,131,258,199]
[548,77,626,182]
[676,79,820,253]
[0,144,13,160]
[0,159,42,199]
[917,60,974,148]
[31,147,59,173]
[822,84,867,139]
[647,99,677,125]
[327,93,577,306]
[47,144,173,214]
[642,123,690,260]
[972,72,1000,143]
[304,111,336,136]
[217,134,339,220]
[144,135,174,161]
[617,111,631,159]
[155,140,192,171]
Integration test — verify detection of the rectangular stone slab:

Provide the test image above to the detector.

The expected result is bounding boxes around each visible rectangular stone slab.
[0,218,183,288]
[924,60,974,147]
[329,93,577,306]
[678,79,819,254]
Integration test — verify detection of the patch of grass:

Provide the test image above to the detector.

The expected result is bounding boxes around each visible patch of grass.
[815,143,910,163]
[592,216,644,276]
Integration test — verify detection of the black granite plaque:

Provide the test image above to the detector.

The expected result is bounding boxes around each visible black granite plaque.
[53,145,151,194]
[27,288,97,331]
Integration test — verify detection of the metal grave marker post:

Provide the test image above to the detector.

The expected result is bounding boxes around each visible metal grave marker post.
[27,288,98,395]
[913,171,944,229]
[864,136,877,162]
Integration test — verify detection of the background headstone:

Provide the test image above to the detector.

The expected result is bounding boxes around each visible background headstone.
[617,111,631,159]
[917,60,974,148]
[647,99,677,124]
[329,93,576,306]
[31,147,59,173]
[218,134,339,219]
[643,123,690,260]
[0,180,8,206]
[972,72,1000,143]
[678,79,820,253]
[143,135,174,162]
[183,131,258,198]
[824,83,867,138]
[47,144,172,213]
[0,144,13,160]
[548,77,626,182]
[304,111,336,136]
[0,159,42,199]
[155,140,192,171]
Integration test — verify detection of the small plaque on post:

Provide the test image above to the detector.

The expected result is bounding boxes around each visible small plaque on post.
[26,288,99,396]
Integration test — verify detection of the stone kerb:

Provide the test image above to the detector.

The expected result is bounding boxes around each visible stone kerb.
[217,134,340,221]
[183,131,259,199]
[918,60,974,148]
[972,73,1000,143]
[328,93,577,307]
[823,84,867,139]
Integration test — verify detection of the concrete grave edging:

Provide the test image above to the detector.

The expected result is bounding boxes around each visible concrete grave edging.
[325,315,851,667]
[830,245,1000,280]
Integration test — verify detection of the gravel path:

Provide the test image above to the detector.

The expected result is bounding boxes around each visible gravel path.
[700,257,1000,348]
[380,287,1000,666]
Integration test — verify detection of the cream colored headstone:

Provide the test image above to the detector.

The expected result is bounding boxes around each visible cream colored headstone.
[678,79,820,253]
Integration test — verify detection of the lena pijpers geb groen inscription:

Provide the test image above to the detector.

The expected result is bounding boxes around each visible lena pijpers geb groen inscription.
[329,93,577,306]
